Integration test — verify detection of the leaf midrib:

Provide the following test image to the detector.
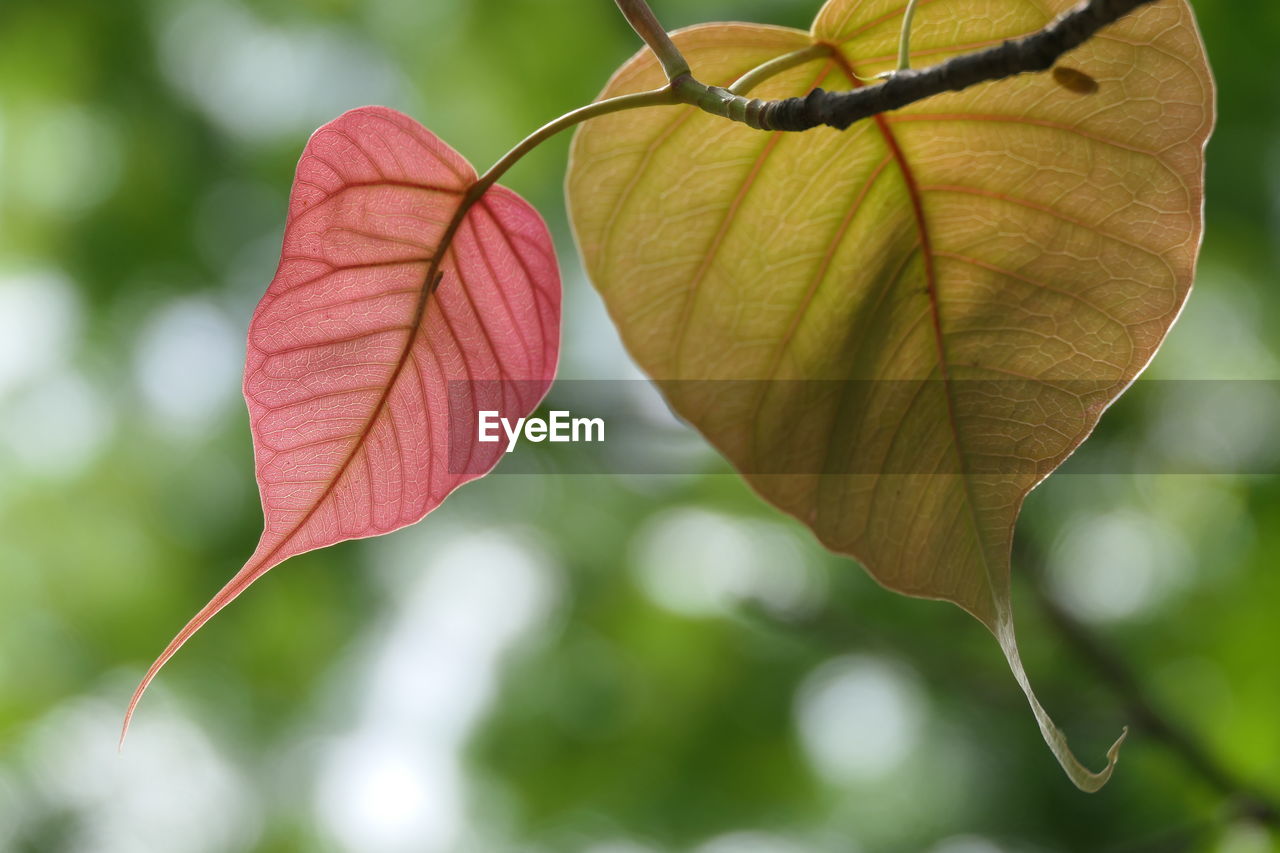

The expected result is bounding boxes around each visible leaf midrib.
[826,48,1002,620]
[248,187,475,572]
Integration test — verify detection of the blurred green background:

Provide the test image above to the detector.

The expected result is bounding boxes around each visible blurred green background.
[0,0,1277,851]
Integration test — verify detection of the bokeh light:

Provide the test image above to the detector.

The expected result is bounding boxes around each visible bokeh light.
[0,0,1276,850]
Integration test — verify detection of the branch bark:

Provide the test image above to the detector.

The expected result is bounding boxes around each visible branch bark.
[670,0,1161,131]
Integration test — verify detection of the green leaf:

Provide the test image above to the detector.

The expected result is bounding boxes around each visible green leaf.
[567,0,1213,789]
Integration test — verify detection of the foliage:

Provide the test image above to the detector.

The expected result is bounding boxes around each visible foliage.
[568,0,1210,789]
[0,0,1276,850]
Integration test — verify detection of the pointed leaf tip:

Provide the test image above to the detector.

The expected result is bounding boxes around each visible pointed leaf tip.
[124,105,562,737]
[999,617,1128,791]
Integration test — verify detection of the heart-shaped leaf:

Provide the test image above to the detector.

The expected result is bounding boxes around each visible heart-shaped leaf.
[125,106,561,737]
[567,1,1212,788]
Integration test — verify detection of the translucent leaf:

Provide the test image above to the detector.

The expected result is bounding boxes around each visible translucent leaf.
[125,107,561,737]
[567,0,1212,789]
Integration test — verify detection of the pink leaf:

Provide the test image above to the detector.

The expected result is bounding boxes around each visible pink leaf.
[124,106,561,740]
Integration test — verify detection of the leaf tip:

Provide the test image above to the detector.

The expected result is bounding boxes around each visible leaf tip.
[1110,725,1130,762]
[1072,724,1128,793]
[119,654,167,751]
[997,617,1128,792]
[121,556,278,748]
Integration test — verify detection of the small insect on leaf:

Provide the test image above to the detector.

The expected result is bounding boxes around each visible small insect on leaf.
[1052,65,1100,94]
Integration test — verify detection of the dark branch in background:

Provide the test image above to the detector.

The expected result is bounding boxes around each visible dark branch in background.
[1005,537,1280,827]
[1033,586,1280,827]
[663,0,1160,131]
[742,572,1280,837]
[607,0,1276,829]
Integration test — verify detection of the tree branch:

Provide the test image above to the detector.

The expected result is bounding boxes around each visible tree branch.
[1033,585,1280,826]
[742,577,1280,827]
[602,0,1264,820]
[671,0,1160,131]
[614,0,690,80]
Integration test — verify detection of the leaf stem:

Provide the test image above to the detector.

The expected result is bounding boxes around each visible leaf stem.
[422,86,679,296]
[472,86,677,197]
[728,43,834,95]
[613,0,690,80]
[897,0,923,71]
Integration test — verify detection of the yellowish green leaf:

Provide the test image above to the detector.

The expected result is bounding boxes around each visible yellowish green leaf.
[567,0,1212,790]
